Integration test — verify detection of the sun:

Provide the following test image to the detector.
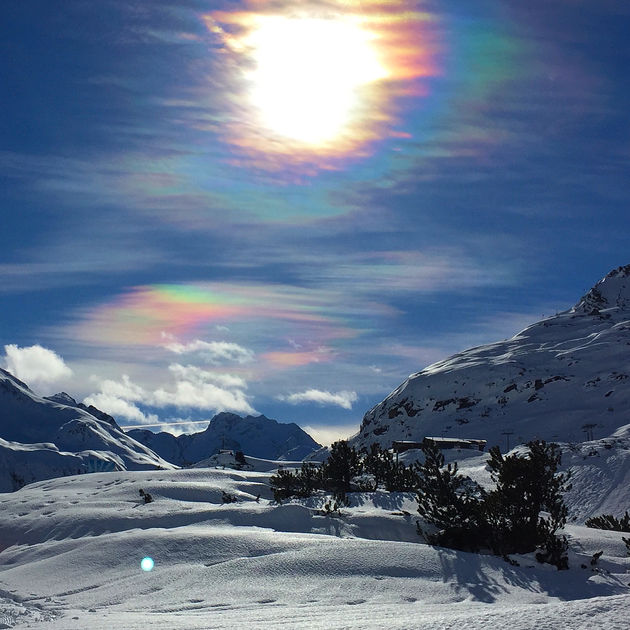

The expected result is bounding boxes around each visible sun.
[245,16,388,146]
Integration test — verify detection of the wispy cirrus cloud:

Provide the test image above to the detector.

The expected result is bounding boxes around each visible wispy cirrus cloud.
[66,282,358,350]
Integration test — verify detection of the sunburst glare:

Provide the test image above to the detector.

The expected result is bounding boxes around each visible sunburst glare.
[245,16,388,145]
[203,2,441,170]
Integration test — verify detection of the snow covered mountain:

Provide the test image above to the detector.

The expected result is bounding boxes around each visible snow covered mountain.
[127,411,321,465]
[355,265,630,451]
[0,368,174,491]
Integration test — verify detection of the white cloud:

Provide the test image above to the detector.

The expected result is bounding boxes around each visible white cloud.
[83,392,158,425]
[162,335,254,365]
[167,364,247,389]
[2,344,73,390]
[302,423,359,447]
[280,389,358,410]
[85,363,255,423]
[154,363,253,414]
[152,380,254,414]
[156,419,209,436]
[93,373,147,402]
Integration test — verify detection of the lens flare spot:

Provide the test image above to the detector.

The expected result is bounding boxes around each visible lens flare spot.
[141,556,155,572]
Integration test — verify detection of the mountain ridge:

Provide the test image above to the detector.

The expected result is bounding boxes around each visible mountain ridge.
[353,265,630,451]
[0,368,321,490]
[127,411,321,464]
[0,369,174,491]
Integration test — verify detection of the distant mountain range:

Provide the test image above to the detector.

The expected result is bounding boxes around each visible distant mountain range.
[127,413,321,465]
[0,367,321,491]
[353,265,630,451]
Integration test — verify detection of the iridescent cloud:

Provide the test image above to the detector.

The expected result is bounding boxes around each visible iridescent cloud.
[72,283,357,353]
[200,0,443,172]
[262,347,336,368]
[4,3,527,225]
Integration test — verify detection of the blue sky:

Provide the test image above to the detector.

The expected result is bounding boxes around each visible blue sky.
[1,0,629,444]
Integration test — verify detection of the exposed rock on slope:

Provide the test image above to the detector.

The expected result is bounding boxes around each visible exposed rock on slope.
[128,412,321,465]
[354,265,630,451]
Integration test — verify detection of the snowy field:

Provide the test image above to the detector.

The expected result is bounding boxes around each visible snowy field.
[1,466,630,629]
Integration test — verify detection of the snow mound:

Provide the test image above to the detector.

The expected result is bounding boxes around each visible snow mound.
[1,468,629,629]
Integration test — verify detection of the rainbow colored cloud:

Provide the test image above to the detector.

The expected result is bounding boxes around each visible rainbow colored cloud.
[69,1,528,226]
[72,283,359,370]
[200,0,443,172]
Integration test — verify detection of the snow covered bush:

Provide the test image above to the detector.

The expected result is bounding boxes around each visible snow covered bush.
[270,469,302,502]
[416,439,571,568]
[221,491,238,504]
[585,512,630,532]
[269,441,420,503]
[270,463,322,502]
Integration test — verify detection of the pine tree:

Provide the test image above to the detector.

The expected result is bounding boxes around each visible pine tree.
[585,511,630,532]
[415,440,485,550]
[322,440,362,498]
[297,462,321,497]
[415,439,570,566]
[485,441,570,557]
[362,443,390,490]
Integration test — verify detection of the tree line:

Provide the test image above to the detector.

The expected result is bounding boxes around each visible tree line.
[270,441,419,504]
[271,438,571,569]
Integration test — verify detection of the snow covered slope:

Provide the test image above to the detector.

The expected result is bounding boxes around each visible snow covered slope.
[356,265,630,451]
[127,411,321,464]
[0,369,174,491]
[1,467,629,629]
[0,438,125,493]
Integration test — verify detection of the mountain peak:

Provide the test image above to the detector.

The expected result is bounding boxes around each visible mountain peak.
[0,367,33,392]
[573,264,630,313]
[44,392,78,406]
[128,412,321,464]
[355,264,630,451]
